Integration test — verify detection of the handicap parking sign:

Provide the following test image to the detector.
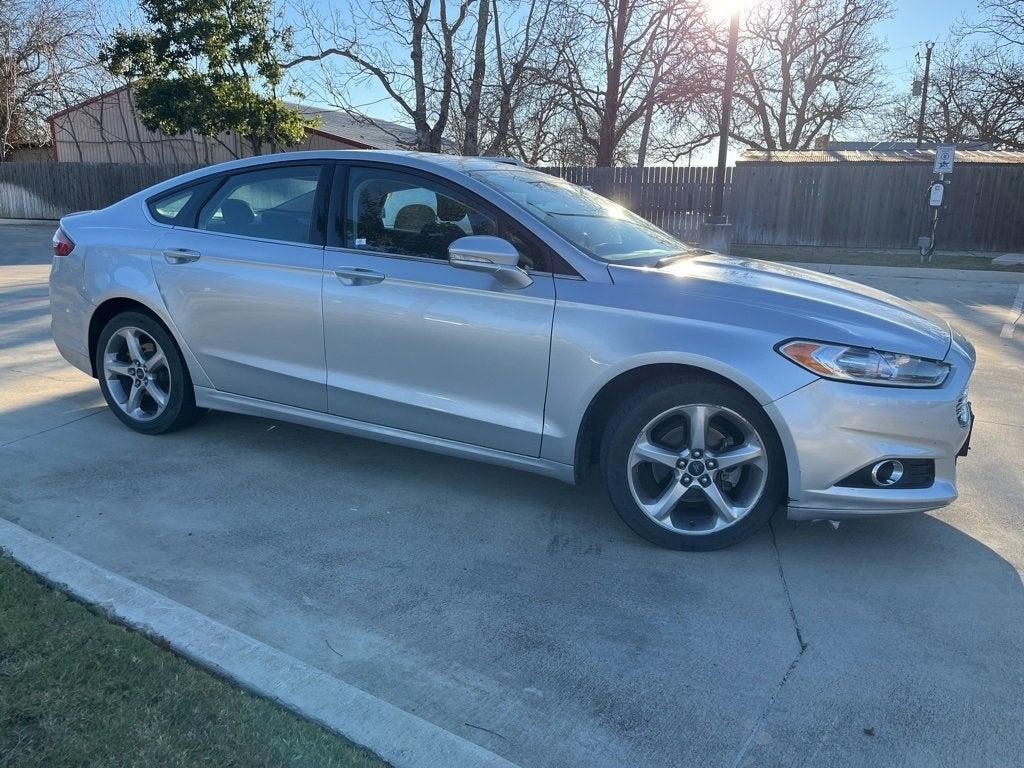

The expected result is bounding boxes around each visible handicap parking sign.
[933,145,955,174]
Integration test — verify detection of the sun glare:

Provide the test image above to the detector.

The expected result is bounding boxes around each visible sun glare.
[705,0,752,20]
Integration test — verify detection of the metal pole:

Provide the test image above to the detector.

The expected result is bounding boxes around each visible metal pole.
[710,11,739,223]
[916,42,934,149]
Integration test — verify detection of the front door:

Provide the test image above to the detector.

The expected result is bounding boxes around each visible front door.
[151,162,329,411]
[322,165,555,456]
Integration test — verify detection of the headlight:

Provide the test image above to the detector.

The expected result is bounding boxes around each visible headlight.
[777,340,950,387]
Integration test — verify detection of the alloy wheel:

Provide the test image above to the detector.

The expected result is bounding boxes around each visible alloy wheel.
[626,403,769,535]
[102,327,172,422]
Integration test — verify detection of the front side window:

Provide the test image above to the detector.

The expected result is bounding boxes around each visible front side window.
[469,167,693,264]
[345,168,502,262]
[198,165,321,244]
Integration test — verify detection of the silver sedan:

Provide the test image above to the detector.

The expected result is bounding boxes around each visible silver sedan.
[49,151,975,550]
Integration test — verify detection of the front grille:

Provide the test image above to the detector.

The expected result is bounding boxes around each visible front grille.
[836,459,935,490]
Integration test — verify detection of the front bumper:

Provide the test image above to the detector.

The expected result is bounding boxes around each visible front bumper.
[766,354,973,521]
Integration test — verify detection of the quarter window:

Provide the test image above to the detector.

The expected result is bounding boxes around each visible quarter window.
[345,168,515,263]
[199,165,321,244]
[147,186,198,225]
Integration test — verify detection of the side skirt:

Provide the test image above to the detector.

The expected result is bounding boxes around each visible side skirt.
[194,387,577,484]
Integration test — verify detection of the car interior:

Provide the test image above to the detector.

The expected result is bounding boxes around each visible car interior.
[202,189,316,244]
[353,179,497,261]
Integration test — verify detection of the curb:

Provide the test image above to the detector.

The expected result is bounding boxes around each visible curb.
[793,262,1024,284]
[0,517,520,768]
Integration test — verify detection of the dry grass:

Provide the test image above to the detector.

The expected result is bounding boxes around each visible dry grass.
[0,555,387,768]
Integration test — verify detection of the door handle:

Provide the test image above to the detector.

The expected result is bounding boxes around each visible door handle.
[163,248,202,264]
[334,267,385,286]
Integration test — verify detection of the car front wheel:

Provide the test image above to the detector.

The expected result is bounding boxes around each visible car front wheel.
[95,311,201,434]
[601,377,786,551]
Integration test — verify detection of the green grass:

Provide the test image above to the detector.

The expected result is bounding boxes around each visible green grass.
[0,555,387,768]
[730,245,1024,272]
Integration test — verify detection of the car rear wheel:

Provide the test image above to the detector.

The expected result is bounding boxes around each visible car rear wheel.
[600,377,785,551]
[95,311,201,434]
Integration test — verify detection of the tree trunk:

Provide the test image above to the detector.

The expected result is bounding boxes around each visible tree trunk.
[637,99,654,167]
[410,0,431,151]
[462,0,490,155]
[596,0,629,168]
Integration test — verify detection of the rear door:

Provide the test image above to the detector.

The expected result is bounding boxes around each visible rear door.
[150,162,331,411]
[321,163,556,456]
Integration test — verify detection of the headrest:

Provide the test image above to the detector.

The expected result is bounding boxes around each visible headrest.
[221,199,255,226]
[437,196,467,222]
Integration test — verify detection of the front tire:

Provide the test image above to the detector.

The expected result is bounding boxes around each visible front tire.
[600,376,786,551]
[95,311,201,434]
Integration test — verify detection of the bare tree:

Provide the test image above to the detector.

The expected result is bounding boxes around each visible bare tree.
[889,43,992,145]
[723,0,892,150]
[907,0,1024,149]
[289,0,476,152]
[542,0,709,167]
[0,0,97,160]
[970,0,1024,48]
[479,0,554,156]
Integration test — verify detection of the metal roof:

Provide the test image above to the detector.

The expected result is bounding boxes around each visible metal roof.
[737,149,1024,164]
[822,140,993,151]
[289,103,419,150]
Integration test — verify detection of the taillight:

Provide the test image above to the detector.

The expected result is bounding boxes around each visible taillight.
[53,227,75,257]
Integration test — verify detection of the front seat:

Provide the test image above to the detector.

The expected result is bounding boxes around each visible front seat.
[421,197,471,260]
[394,204,437,233]
[220,199,256,235]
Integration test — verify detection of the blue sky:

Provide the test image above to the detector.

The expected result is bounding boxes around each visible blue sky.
[880,0,976,92]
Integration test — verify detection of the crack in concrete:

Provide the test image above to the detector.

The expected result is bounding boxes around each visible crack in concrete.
[727,520,809,768]
[769,519,808,653]
[0,409,104,449]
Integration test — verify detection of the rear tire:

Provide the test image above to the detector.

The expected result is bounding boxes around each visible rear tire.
[600,376,786,551]
[95,311,202,434]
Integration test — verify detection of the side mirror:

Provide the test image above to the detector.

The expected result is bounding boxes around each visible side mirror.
[448,235,533,289]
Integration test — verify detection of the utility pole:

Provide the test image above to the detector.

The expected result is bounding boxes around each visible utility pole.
[709,11,740,223]
[916,41,935,149]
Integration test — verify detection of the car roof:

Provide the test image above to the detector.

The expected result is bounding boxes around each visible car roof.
[136,151,530,203]
[192,150,525,176]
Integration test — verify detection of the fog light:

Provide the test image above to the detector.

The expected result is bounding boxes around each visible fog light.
[870,460,905,487]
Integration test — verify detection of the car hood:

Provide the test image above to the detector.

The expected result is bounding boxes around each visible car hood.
[609,254,952,361]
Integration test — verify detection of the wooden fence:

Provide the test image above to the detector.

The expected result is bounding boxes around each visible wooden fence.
[0,162,198,220]
[728,160,1024,252]
[537,165,728,243]
[3,159,1022,252]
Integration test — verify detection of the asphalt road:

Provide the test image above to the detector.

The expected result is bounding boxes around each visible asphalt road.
[2,222,1023,767]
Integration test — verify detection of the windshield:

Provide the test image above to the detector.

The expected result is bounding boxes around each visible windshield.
[469,168,693,264]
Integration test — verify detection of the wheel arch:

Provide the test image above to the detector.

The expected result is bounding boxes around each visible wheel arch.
[86,297,210,388]
[572,362,790,489]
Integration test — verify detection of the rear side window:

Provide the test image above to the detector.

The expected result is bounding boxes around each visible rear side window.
[198,165,321,244]
[148,187,196,225]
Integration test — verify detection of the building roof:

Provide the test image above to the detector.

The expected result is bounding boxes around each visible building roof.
[822,140,994,151]
[738,148,1024,164]
[48,85,421,151]
[289,103,419,150]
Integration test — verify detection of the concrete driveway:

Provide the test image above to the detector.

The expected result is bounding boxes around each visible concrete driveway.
[2,221,1023,767]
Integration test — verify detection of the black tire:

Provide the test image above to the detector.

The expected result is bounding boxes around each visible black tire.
[600,375,786,551]
[95,310,202,434]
